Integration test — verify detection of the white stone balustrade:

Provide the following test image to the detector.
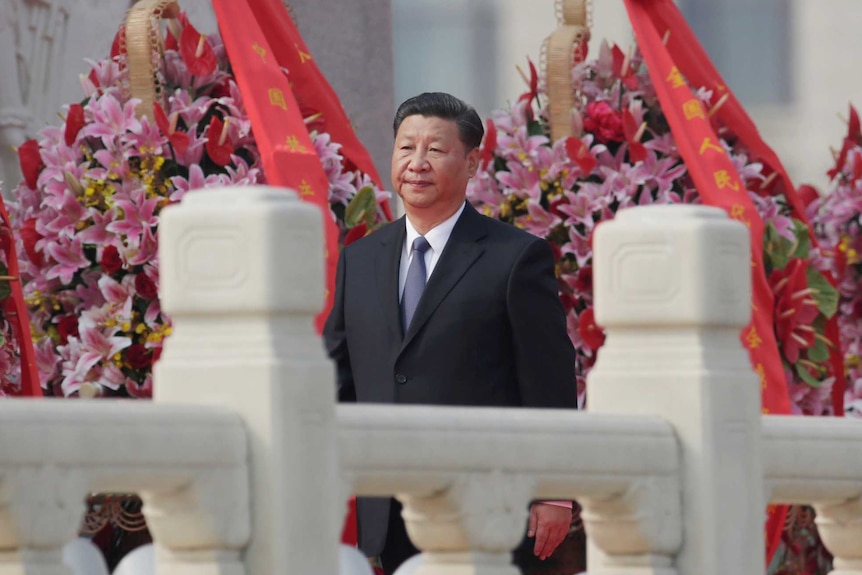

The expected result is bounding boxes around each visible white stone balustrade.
[0,401,248,575]
[339,406,680,575]
[1,188,862,575]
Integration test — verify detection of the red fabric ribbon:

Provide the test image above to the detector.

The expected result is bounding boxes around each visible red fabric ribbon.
[0,200,40,397]
[623,0,790,562]
[237,0,392,222]
[634,0,845,417]
[212,0,342,331]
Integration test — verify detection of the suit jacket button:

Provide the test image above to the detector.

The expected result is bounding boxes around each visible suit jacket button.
[395,373,408,384]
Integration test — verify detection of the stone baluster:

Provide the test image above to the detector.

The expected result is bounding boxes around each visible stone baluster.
[586,205,763,575]
[814,498,862,575]
[397,471,536,575]
[155,186,340,575]
[0,466,88,575]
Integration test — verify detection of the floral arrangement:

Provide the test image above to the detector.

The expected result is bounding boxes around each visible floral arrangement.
[468,41,838,412]
[11,14,387,398]
[809,105,862,417]
[0,190,23,397]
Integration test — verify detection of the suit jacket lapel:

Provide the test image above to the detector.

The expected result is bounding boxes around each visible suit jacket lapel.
[376,217,406,340]
[401,204,487,350]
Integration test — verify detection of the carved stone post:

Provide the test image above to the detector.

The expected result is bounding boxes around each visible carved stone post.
[814,498,862,575]
[155,187,339,575]
[0,466,88,575]
[397,472,535,575]
[587,205,763,575]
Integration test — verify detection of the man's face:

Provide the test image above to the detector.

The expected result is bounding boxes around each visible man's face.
[391,115,479,220]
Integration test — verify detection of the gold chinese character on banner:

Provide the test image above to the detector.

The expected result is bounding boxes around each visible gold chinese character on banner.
[683,99,705,120]
[296,43,313,63]
[253,43,267,63]
[745,326,763,350]
[285,135,307,153]
[269,88,287,111]
[666,66,685,88]
[755,363,767,390]
[729,204,751,228]
[699,137,724,156]
[714,169,740,191]
[299,179,314,196]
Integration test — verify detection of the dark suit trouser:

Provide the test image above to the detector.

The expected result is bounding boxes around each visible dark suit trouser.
[379,499,419,575]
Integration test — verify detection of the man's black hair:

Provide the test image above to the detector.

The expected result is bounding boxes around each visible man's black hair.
[393,92,484,150]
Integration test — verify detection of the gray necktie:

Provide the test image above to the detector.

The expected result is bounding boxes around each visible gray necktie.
[401,236,431,333]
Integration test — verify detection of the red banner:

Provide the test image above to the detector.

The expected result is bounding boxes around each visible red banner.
[0,200,40,396]
[623,0,789,561]
[638,0,845,416]
[239,0,392,222]
[211,0,341,330]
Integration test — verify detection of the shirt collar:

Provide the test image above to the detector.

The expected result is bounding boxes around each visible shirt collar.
[404,202,465,255]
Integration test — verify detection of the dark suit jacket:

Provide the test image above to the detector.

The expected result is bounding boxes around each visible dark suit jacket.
[323,202,577,556]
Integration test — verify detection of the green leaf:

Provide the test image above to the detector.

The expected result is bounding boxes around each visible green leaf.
[763,223,792,271]
[527,119,544,137]
[0,262,12,302]
[789,220,810,260]
[806,336,829,363]
[796,362,823,387]
[345,186,378,228]
[805,267,839,318]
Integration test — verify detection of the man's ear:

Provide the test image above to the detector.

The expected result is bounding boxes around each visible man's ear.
[467,147,481,177]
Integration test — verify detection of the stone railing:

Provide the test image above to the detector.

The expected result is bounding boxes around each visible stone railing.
[1,187,861,575]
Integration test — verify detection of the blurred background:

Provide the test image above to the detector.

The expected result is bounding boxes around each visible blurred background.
[2,0,860,195]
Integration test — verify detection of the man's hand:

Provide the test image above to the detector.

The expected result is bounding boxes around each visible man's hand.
[527,502,572,560]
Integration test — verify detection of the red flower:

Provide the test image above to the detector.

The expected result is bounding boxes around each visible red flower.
[153,103,190,156]
[565,136,597,175]
[578,307,606,350]
[574,267,593,293]
[797,184,820,208]
[56,316,80,345]
[622,109,647,163]
[64,104,86,147]
[125,344,153,370]
[517,59,540,113]
[20,218,45,267]
[99,245,123,275]
[18,139,44,190]
[211,77,232,100]
[165,25,179,51]
[611,44,638,90]
[134,272,158,300]
[110,27,123,59]
[770,258,819,363]
[205,116,234,166]
[481,119,497,170]
[344,222,368,246]
[583,102,624,144]
[180,22,217,77]
[559,293,577,314]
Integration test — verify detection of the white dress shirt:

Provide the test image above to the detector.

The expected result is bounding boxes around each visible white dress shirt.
[398,203,465,300]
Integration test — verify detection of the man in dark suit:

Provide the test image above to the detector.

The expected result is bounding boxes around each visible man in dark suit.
[324,92,578,574]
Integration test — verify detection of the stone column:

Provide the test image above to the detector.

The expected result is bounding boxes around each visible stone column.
[155,187,340,575]
[586,205,763,575]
